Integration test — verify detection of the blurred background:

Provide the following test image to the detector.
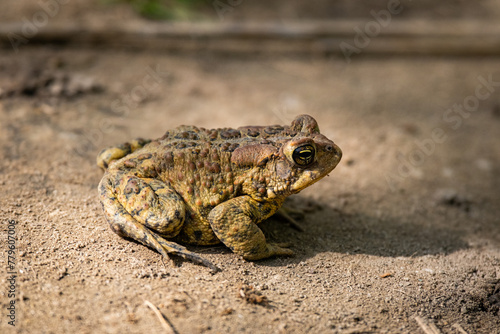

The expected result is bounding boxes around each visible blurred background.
[2,0,500,21]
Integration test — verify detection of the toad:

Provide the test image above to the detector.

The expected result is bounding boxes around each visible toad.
[97,115,341,271]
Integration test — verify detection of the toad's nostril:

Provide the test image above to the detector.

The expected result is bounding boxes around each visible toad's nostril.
[325,145,333,152]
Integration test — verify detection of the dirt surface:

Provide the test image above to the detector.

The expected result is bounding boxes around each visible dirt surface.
[1,2,500,334]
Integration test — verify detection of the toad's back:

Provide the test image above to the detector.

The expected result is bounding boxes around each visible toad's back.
[107,123,304,211]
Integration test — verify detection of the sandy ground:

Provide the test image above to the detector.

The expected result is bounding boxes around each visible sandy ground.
[1,2,500,334]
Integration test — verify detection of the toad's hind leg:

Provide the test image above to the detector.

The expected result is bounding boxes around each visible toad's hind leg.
[98,173,219,272]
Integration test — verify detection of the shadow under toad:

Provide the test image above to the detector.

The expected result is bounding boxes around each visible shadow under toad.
[258,200,471,264]
[116,196,472,270]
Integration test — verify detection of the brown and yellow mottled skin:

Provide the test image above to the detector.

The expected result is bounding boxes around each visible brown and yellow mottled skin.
[97,115,341,271]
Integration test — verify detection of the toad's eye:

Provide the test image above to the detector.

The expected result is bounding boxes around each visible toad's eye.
[292,145,315,166]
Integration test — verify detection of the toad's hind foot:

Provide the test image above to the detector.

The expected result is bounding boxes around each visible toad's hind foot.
[110,206,220,272]
[156,238,221,272]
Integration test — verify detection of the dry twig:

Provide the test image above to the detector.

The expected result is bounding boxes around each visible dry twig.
[414,316,442,334]
[144,300,177,334]
[452,323,468,334]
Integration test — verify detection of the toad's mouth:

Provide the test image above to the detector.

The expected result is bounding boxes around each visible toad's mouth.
[291,170,322,192]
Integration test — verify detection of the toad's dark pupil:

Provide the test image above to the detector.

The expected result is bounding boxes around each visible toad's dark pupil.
[293,145,315,166]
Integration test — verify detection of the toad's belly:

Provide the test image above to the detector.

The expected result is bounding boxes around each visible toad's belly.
[173,214,220,246]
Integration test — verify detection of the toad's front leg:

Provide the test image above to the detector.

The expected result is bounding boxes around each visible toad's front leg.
[98,171,219,271]
[208,196,294,261]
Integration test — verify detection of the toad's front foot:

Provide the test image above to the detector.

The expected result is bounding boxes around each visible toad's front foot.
[209,196,294,261]
[242,242,295,261]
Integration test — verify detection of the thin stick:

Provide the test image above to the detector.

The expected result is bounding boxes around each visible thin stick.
[144,300,176,334]
[452,323,468,334]
[414,316,442,334]
[275,208,304,232]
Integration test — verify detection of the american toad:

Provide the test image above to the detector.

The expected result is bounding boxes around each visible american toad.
[97,115,341,271]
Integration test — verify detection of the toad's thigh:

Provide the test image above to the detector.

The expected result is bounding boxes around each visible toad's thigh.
[114,174,185,237]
